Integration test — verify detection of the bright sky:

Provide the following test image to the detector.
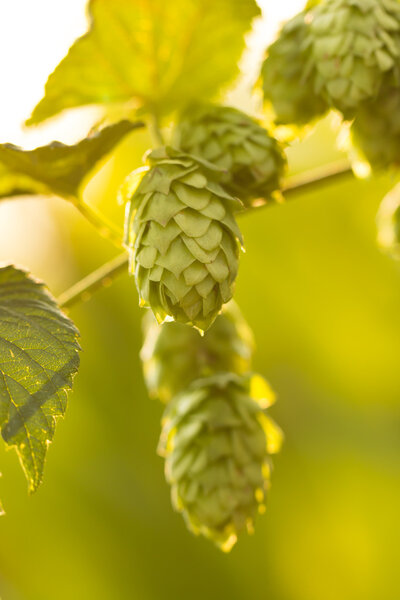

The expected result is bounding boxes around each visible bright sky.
[0,0,305,147]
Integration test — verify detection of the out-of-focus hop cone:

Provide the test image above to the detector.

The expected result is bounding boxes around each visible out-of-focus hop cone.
[377,183,400,260]
[123,147,243,332]
[141,301,255,404]
[351,83,400,170]
[158,373,283,551]
[174,105,286,208]
[306,0,400,118]
[261,11,328,129]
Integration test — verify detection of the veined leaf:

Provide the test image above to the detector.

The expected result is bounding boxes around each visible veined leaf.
[0,120,144,200]
[0,266,80,496]
[26,0,260,126]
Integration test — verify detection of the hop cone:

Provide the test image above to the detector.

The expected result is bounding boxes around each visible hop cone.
[308,0,400,117]
[141,301,255,403]
[174,105,286,208]
[351,83,400,169]
[124,147,243,331]
[377,183,400,260]
[261,12,328,127]
[159,373,283,551]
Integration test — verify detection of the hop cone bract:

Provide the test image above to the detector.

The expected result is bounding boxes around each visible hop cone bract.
[159,373,283,551]
[308,0,400,117]
[351,83,400,169]
[141,301,255,403]
[261,12,328,127]
[174,105,286,208]
[124,147,243,331]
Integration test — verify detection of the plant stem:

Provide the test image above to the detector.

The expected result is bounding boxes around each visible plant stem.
[149,113,165,146]
[69,198,124,248]
[58,252,129,309]
[57,159,356,309]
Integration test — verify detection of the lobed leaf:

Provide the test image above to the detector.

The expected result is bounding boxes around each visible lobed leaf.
[26,0,260,126]
[0,120,143,200]
[0,266,80,498]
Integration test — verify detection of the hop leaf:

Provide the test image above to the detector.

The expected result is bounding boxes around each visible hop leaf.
[141,301,254,403]
[159,373,283,551]
[123,147,243,331]
[174,105,287,208]
[261,12,328,127]
[308,0,400,117]
[377,183,400,259]
[351,82,400,169]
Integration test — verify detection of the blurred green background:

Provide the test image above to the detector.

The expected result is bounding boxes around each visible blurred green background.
[0,118,399,600]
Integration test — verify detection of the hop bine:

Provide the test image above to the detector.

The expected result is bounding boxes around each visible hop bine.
[306,0,400,118]
[123,147,243,332]
[261,11,328,128]
[174,104,286,208]
[159,373,283,551]
[141,301,254,403]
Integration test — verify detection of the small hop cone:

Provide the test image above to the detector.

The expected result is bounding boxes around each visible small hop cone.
[141,301,255,404]
[351,82,400,169]
[159,373,283,551]
[261,12,328,128]
[174,105,286,208]
[123,147,243,332]
[308,0,400,118]
[377,183,400,260]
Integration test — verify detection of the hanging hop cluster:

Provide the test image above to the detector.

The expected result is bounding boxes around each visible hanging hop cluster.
[141,301,282,550]
[174,104,287,207]
[158,373,282,552]
[262,0,400,167]
[307,0,400,118]
[261,11,329,127]
[124,147,243,332]
[141,301,254,404]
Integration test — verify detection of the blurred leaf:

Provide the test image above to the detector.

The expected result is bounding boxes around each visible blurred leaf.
[26,0,260,126]
[0,266,80,495]
[0,120,144,199]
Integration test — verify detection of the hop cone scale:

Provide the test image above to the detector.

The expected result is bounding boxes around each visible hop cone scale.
[124,147,243,331]
[261,12,328,127]
[141,301,255,403]
[351,83,400,169]
[307,0,400,117]
[174,105,286,208]
[159,373,283,551]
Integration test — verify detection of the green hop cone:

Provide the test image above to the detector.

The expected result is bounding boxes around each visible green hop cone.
[123,147,243,331]
[351,82,400,169]
[141,301,255,403]
[158,373,283,551]
[261,12,328,127]
[377,183,400,260]
[307,0,400,118]
[174,104,286,208]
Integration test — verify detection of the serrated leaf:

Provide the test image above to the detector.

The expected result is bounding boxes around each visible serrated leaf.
[0,120,143,200]
[26,0,260,126]
[0,266,80,497]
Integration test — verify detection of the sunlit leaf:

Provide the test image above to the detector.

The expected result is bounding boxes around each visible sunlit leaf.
[0,266,80,496]
[0,120,144,200]
[26,0,260,126]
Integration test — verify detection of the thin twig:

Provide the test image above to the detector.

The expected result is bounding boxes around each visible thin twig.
[58,252,129,309]
[67,196,124,249]
[57,159,356,309]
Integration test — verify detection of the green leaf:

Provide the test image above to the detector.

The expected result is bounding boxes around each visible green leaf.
[0,120,144,200]
[0,266,80,497]
[26,0,260,126]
